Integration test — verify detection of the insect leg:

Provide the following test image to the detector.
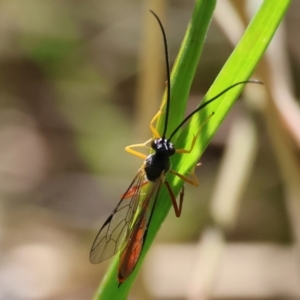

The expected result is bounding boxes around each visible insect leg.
[125,103,167,159]
[167,163,201,217]
[149,87,169,138]
[164,181,184,217]
[149,110,162,139]
[169,166,199,187]
[125,94,169,159]
[176,113,214,154]
[125,138,152,159]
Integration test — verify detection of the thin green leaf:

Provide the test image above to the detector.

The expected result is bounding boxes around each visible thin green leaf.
[92,0,291,299]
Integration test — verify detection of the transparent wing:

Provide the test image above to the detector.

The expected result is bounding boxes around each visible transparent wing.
[89,170,147,264]
[117,179,163,282]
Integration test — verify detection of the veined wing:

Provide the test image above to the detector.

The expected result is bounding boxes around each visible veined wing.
[118,178,163,283]
[90,169,147,264]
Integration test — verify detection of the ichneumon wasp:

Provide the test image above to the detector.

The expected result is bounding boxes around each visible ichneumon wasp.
[89,10,262,285]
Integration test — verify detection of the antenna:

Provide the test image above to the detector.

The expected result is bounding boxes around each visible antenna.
[168,80,263,141]
[149,10,171,139]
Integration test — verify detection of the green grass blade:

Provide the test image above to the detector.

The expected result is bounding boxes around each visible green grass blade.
[93,0,216,299]
[173,0,291,184]
[92,0,291,299]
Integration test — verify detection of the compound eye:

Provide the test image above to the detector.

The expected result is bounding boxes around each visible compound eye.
[169,143,176,155]
[151,139,158,149]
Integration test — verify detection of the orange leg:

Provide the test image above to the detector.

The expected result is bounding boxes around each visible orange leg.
[165,181,184,217]
[145,159,200,217]
[169,163,200,187]
[176,112,214,154]
[170,114,214,188]
[166,163,201,217]
[169,169,199,187]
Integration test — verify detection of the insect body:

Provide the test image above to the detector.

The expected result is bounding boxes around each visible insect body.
[145,139,174,180]
[90,10,262,285]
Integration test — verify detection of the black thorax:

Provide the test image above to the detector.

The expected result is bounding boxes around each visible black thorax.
[144,138,175,182]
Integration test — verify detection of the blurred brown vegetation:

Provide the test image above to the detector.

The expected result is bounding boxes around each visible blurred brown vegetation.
[0,0,299,300]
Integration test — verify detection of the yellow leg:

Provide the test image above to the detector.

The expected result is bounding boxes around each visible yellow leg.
[176,133,198,154]
[149,111,162,139]
[149,89,169,138]
[169,164,201,187]
[125,139,152,159]
[125,100,166,159]
[176,113,214,154]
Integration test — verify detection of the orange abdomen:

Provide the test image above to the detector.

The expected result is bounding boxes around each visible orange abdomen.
[118,216,146,284]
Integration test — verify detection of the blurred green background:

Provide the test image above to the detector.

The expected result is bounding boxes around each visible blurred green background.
[0,0,299,299]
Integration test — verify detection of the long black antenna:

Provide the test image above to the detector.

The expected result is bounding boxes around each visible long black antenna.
[149,10,171,139]
[168,80,263,141]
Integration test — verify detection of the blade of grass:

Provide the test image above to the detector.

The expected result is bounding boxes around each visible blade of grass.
[92,0,291,299]
[92,0,216,299]
[145,0,290,290]
[153,0,291,224]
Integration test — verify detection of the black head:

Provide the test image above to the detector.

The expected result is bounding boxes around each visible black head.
[151,138,175,157]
